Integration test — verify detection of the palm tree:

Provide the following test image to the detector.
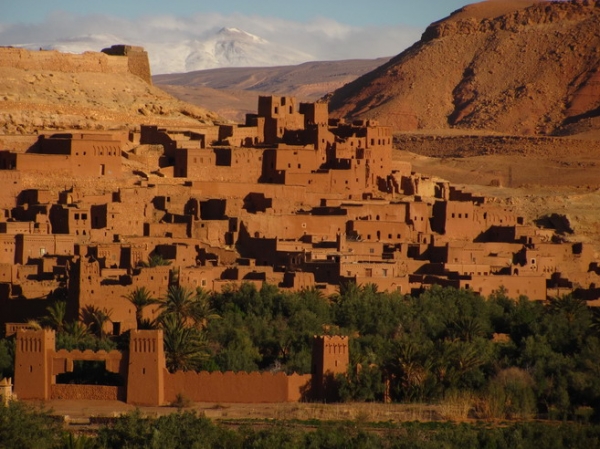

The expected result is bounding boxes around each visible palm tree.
[139,254,172,267]
[41,300,68,334]
[160,285,196,326]
[192,287,219,330]
[161,313,208,372]
[159,286,219,329]
[61,321,91,348]
[548,294,588,324]
[125,287,160,329]
[80,305,112,339]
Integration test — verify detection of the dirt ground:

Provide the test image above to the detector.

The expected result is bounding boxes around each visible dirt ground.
[29,398,452,427]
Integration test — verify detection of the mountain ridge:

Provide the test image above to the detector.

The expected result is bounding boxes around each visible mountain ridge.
[328,0,600,136]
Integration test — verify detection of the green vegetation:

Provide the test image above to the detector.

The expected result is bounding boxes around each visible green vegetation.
[3,403,600,448]
[3,284,600,421]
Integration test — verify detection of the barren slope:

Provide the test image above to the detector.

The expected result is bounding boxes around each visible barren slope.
[0,65,219,135]
[329,0,600,136]
[154,59,389,122]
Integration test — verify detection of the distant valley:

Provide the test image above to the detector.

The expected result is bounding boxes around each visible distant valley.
[153,58,389,122]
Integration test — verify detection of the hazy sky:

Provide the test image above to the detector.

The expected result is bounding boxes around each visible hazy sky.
[0,0,474,72]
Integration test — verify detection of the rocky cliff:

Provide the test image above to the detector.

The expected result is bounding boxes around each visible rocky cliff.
[328,0,600,136]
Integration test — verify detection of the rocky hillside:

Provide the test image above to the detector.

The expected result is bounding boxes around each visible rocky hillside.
[328,0,600,136]
[0,48,219,135]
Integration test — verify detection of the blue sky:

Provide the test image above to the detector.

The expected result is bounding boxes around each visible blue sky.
[0,0,474,73]
[3,0,470,27]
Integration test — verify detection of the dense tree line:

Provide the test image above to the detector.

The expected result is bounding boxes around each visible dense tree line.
[2,283,600,420]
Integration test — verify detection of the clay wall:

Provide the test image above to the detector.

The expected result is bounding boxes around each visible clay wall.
[0,171,21,209]
[73,261,169,332]
[353,274,410,294]
[218,124,260,147]
[192,220,229,246]
[101,202,147,237]
[145,222,189,239]
[342,202,408,222]
[346,220,413,243]
[271,147,321,173]
[51,385,123,401]
[444,263,493,276]
[0,263,14,283]
[0,236,15,264]
[407,201,432,233]
[281,271,316,290]
[176,148,264,182]
[101,45,152,84]
[299,102,329,126]
[15,234,74,264]
[49,205,91,236]
[241,214,346,242]
[311,335,349,399]
[14,330,55,400]
[341,261,398,279]
[179,266,223,291]
[460,274,547,300]
[164,371,311,403]
[154,243,198,267]
[0,48,129,75]
[0,221,47,235]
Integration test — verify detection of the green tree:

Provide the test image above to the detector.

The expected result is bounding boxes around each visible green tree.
[0,401,63,449]
[80,305,113,339]
[161,313,208,372]
[125,287,160,329]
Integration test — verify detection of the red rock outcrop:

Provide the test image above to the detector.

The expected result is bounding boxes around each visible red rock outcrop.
[329,0,600,136]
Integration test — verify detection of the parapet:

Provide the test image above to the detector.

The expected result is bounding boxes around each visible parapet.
[102,45,152,85]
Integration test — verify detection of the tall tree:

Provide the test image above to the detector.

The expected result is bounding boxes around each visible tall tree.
[125,287,160,329]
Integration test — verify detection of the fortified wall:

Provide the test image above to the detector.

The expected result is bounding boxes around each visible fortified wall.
[0,46,151,84]
[13,329,346,405]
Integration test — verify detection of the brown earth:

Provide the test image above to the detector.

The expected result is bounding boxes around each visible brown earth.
[35,399,453,426]
[153,59,389,122]
[393,132,600,253]
[0,64,219,135]
[329,0,600,136]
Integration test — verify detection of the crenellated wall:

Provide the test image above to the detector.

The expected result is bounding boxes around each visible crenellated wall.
[14,329,347,406]
[164,371,311,403]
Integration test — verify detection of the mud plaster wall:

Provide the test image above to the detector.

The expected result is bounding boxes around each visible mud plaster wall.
[164,371,311,403]
[51,385,123,401]
[0,48,129,74]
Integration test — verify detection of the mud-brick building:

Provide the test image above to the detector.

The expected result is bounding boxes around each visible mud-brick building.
[14,329,348,405]
[0,133,122,177]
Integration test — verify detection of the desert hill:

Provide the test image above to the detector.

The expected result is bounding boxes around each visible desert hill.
[153,58,389,122]
[0,48,219,135]
[328,0,600,136]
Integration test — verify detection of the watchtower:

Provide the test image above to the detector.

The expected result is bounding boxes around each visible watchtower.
[311,335,349,400]
[14,329,54,400]
[127,329,165,406]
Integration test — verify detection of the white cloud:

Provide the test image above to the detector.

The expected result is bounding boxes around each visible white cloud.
[0,13,422,73]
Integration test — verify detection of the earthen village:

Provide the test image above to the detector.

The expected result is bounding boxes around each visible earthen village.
[1,44,599,406]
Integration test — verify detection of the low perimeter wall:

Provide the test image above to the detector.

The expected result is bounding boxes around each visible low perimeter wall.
[51,385,124,401]
[164,370,312,403]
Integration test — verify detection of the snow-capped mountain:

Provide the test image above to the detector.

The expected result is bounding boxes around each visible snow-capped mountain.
[17,27,314,74]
